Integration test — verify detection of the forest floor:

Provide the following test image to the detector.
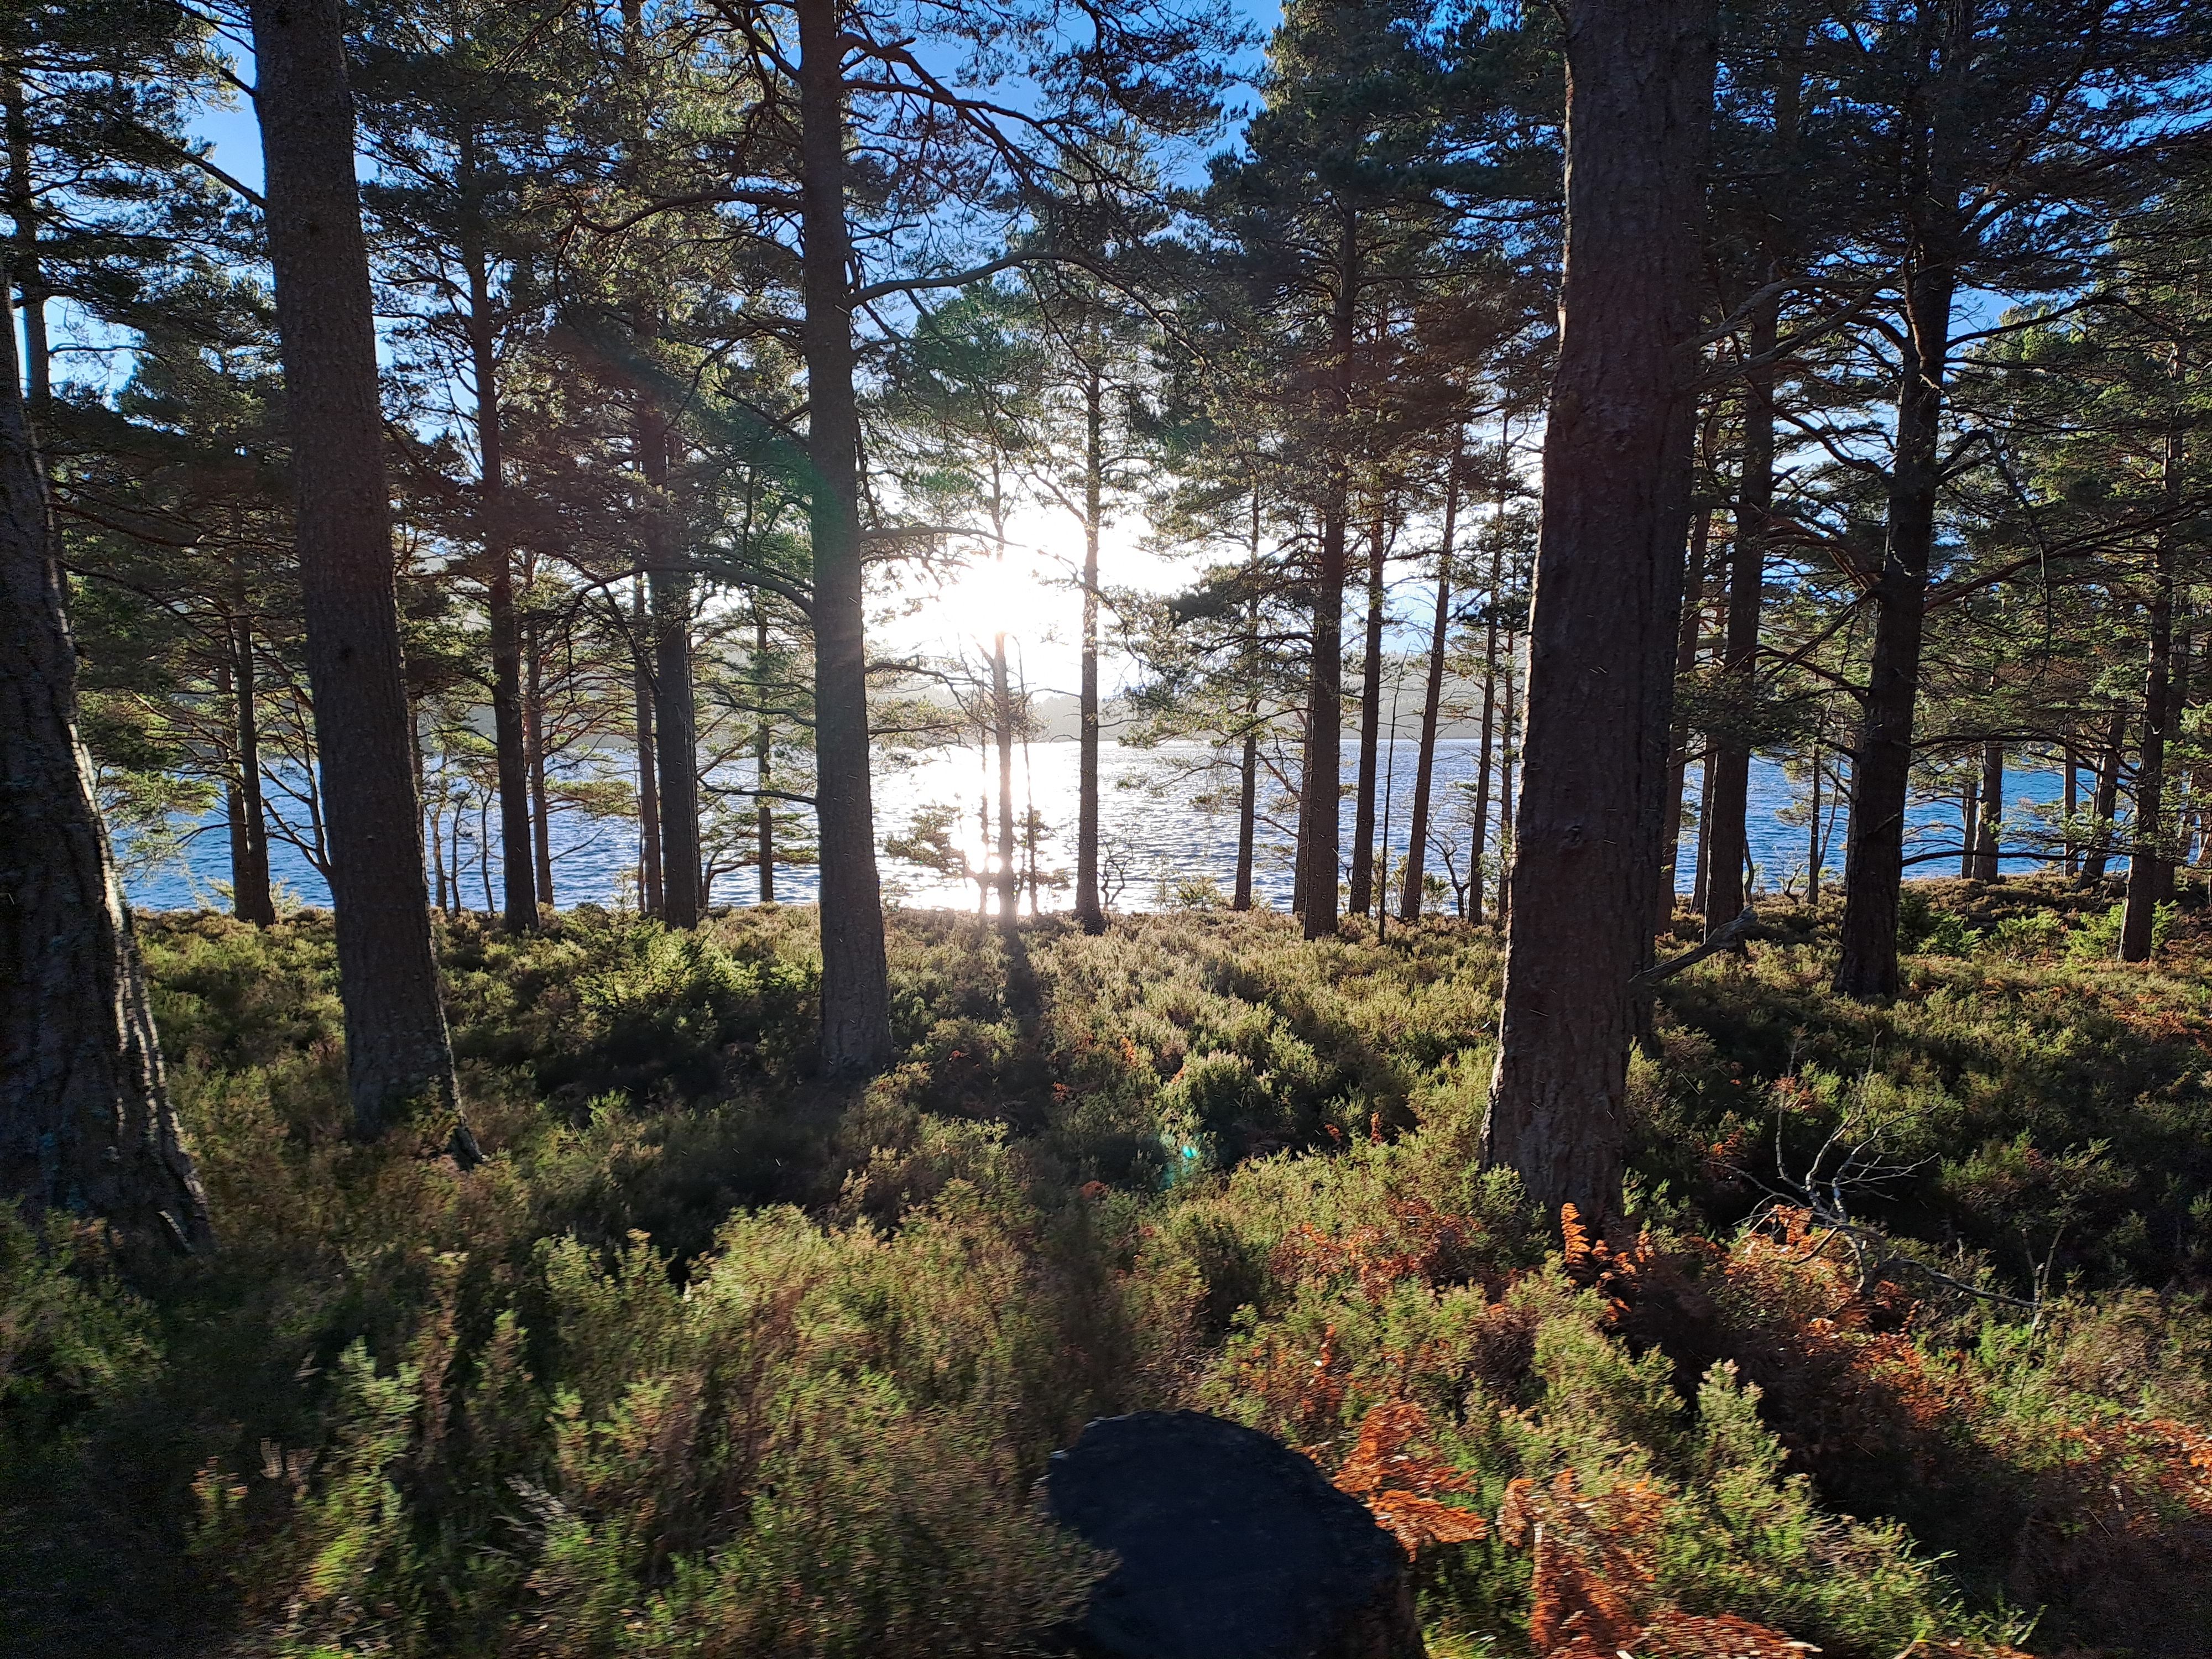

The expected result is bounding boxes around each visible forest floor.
[9,879,2212,1657]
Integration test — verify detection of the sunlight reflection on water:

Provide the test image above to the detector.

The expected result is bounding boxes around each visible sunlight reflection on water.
[122,739,2063,917]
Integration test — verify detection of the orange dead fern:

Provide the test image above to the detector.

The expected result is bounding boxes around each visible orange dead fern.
[1327,1399,1488,1556]
[1498,1468,1813,1658]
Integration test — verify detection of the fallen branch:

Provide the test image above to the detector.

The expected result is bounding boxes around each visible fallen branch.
[1630,905,1758,993]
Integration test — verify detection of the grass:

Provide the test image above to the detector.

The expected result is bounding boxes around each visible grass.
[6,883,2212,1656]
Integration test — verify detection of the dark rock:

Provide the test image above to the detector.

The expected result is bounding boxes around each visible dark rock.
[1042,1410,1425,1659]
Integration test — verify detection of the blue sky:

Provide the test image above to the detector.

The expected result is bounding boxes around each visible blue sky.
[188,2,1286,195]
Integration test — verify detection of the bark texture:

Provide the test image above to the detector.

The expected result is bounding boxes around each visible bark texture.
[1656,510,1709,930]
[798,0,891,1073]
[1972,739,2004,882]
[1482,0,1715,1221]
[1704,304,1776,928]
[1348,515,1387,917]
[1832,258,1958,997]
[1299,215,1359,941]
[249,0,455,1133]
[2123,532,2176,960]
[229,592,276,926]
[1076,370,1105,933]
[639,402,701,928]
[1401,442,1462,922]
[2,253,211,1251]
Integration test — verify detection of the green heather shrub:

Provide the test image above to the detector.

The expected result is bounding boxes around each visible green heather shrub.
[9,888,2212,1655]
[0,1208,159,1460]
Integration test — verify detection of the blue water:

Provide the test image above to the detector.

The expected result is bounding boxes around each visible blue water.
[120,741,2068,917]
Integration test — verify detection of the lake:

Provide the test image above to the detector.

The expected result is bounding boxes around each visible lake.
[121,738,2067,917]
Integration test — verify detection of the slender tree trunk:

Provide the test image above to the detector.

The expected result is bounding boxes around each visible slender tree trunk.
[993,630,1016,922]
[1833,252,1957,997]
[2063,743,2079,877]
[2163,603,2190,904]
[2124,525,2178,960]
[1234,500,1262,912]
[1076,367,1106,933]
[1658,510,1710,930]
[1498,634,1521,927]
[221,657,246,902]
[229,585,275,926]
[2082,707,2125,886]
[1705,311,1777,930]
[461,134,535,935]
[1022,726,1040,916]
[631,574,661,915]
[797,0,891,1072]
[1483,0,1715,1221]
[1807,715,1824,906]
[1958,775,1978,878]
[1301,218,1358,941]
[639,406,700,928]
[1973,739,2002,881]
[248,0,454,1132]
[525,611,552,908]
[1470,484,1506,927]
[1833,18,1966,999]
[2,258,210,1252]
[755,609,774,903]
[1291,709,1309,918]
[430,790,450,916]
[1349,509,1388,917]
[1402,440,1462,921]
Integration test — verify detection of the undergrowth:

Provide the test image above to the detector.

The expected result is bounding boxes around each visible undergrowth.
[6,885,2212,1656]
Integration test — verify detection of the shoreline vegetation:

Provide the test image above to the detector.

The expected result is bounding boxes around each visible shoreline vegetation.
[10,883,2212,1655]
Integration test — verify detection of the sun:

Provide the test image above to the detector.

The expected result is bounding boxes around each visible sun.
[940,542,1068,646]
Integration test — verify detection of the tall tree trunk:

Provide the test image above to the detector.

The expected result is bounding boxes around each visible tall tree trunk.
[221,656,246,905]
[1832,253,1957,997]
[1076,367,1105,933]
[2162,602,2190,904]
[1470,471,1507,927]
[2062,743,2079,877]
[1958,775,1978,878]
[797,0,891,1072]
[1291,707,1309,918]
[1234,502,1262,912]
[2123,529,2177,960]
[2,260,210,1253]
[1482,0,1715,1222]
[631,573,661,915]
[2081,707,2124,886]
[1402,439,1463,922]
[248,0,454,1133]
[755,609,774,903]
[993,630,1016,921]
[229,583,275,926]
[430,789,450,915]
[1497,632,1519,927]
[1806,713,1825,906]
[1704,307,1777,930]
[1234,723,1259,911]
[1692,729,1714,914]
[1349,509,1388,917]
[1833,13,1966,999]
[1658,510,1711,929]
[525,611,552,907]
[1973,739,2002,881]
[462,132,536,935]
[1301,216,1359,941]
[640,406,700,928]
